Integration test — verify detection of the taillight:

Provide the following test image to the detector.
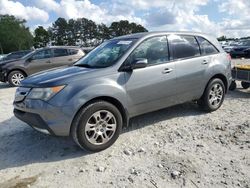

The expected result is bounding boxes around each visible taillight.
[227,53,231,61]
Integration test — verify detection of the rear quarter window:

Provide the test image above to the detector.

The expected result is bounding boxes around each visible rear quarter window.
[168,35,200,60]
[68,49,79,55]
[196,36,219,55]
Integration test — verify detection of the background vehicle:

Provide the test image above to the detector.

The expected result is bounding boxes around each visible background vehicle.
[0,50,32,62]
[0,46,85,86]
[225,40,250,58]
[13,32,231,151]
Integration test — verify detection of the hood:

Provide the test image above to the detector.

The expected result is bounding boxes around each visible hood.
[0,58,21,65]
[20,66,102,87]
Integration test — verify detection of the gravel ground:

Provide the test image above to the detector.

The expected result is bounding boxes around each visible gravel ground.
[0,59,249,188]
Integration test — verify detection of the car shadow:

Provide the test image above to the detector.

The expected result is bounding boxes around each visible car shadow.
[0,102,203,170]
[227,89,250,99]
[0,90,248,170]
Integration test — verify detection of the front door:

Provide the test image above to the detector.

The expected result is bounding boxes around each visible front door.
[124,36,177,117]
[26,49,54,75]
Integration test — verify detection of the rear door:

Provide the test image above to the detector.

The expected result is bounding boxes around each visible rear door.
[168,34,208,102]
[124,36,177,116]
[51,48,84,68]
[26,49,54,74]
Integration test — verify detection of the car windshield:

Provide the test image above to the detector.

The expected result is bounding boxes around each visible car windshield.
[74,39,137,68]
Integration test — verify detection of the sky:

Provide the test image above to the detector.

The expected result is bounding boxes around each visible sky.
[0,0,250,38]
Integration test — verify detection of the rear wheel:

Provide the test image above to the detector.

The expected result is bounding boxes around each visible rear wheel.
[8,70,26,87]
[71,101,123,152]
[198,78,225,112]
[241,81,250,89]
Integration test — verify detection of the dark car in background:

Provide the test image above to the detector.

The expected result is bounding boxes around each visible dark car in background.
[0,46,85,86]
[0,50,32,62]
[225,40,250,58]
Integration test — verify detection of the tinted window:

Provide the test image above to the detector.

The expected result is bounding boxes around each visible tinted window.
[54,49,68,57]
[68,49,78,55]
[168,35,200,60]
[197,37,218,55]
[32,49,53,60]
[127,36,169,65]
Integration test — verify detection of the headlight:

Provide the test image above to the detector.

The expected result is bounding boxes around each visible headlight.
[27,85,65,101]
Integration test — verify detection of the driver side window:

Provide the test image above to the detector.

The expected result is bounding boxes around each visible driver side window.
[127,36,169,66]
[32,49,53,60]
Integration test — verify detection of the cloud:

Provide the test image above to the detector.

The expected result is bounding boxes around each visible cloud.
[34,0,60,12]
[0,0,49,22]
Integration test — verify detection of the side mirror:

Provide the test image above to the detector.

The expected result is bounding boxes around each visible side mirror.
[27,57,32,62]
[131,58,148,69]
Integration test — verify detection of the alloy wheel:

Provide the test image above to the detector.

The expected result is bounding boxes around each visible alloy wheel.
[85,110,117,145]
[208,83,224,107]
[11,73,25,86]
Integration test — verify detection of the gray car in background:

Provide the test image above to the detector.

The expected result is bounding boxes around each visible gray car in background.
[13,32,232,151]
[0,46,85,86]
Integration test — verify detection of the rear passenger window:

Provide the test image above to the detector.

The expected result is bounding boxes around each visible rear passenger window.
[168,35,200,60]
[196,37,218,55]
[68,49,78,55]
[54,49,68,57]
[127,36,169,66]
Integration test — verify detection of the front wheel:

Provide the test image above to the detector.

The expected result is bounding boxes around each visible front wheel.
[71,101,123,152]
[241,81,250,89]
[198,78,225,112]
[8,70,26,87]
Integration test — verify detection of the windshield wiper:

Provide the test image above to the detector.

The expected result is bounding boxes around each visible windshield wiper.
[74,64,93,68]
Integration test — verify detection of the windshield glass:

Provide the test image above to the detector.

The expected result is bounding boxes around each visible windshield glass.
[75,39,137,68]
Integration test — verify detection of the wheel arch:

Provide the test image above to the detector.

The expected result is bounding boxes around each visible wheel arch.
[207,74,228,93]
[7,68,28,78]
[70,96,129,134]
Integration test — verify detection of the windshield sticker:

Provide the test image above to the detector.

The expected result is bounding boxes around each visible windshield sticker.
[117,41,133,45]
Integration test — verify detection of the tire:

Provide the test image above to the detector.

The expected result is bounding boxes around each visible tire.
[8,70,26,87]
[71,100,123,152]
[229,81,237,91]
[198,78,225,112]
[241,81,250,89]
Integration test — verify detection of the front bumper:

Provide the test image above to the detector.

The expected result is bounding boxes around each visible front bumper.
[13,99,75,136]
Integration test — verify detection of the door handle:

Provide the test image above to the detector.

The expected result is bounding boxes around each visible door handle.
[46,60,51,63]
[68,58,73,61]
[162,68,173,74]
[202,60,208,65]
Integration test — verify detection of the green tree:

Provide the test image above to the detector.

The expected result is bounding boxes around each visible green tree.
[109,20,148,37]
[50,17,68,45]
[34,26,49,48]
[0,15,33,54]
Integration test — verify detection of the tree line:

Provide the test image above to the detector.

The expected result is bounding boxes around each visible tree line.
[0,15,148,54]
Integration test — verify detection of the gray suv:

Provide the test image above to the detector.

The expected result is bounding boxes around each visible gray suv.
[13,32,232,151]
[0,46,85,86]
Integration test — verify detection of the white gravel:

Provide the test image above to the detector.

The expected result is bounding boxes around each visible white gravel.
[0,59,249,188]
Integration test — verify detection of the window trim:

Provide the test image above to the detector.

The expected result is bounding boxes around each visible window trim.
[53,48,69,58]
[32,49,53,60]
[168,34,202,62]
[120,35,171,70]
[195,36,220,56]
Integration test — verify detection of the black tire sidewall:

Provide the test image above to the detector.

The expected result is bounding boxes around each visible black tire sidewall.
[8,70,25,87]
[75,101,123,152]
[203,79,225,111]
[241,81,250,89]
